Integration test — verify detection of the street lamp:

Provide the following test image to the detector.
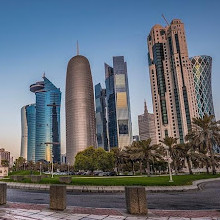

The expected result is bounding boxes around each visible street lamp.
[51,155,54,178]
[68,162,70,175]
[166,149,173,182]
[40,162,42,176]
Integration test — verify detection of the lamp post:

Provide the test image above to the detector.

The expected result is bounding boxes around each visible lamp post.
[51,155,54,178]
[68,162,70,175]
[166,149,173,182]
[40,162,42,176]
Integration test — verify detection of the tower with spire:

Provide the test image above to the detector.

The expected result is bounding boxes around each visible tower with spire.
[138,100,157,144]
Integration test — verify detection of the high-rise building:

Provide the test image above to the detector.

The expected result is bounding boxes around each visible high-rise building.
[138,101,157,145]
[190,55,215,118]
[30,76,61,163]
[95,83,109,151]
[105,56,132,149]
[20,104,36,161]
[26,104,36,162]
[147,19,198,144]
[66,53,96,165]
[0,148,10,163]
[20,105,28,160]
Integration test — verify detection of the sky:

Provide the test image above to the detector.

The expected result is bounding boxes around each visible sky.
[0,0,219,158]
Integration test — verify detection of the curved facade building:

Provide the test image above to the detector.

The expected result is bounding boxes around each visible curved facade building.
[66,55,96,165]
[190,55,215,118]
[20,105,28,159]
[31,76,61,163]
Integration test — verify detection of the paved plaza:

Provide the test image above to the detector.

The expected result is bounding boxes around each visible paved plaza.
[0,202,219,220]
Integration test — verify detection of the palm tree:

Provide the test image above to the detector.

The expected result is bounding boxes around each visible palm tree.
[111,147,123,175]
[135,139,164,176]
[187,114,220,175]
[122,145,140,175]
[176,143,203,175]
[160,136,179,175]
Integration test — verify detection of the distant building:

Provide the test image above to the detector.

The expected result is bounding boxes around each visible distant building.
[26,104,36,162]
[20,105,28,160]
[132,135,140,142]
[105,56,132,149]
[30,76,61,163]
[147,19,198,144]
[61,154,67,164]
[190,55,215,118]
[0,148,10,164]
[95,83,109,151]
[138,101,157,145]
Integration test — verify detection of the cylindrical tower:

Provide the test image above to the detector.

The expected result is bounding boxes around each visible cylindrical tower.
[190,55,215,118]
[66,55,96,165]
[20,105,28,159]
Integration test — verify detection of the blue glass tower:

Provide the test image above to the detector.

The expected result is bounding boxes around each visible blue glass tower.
[30,76,61,163]
[26,104,36,162]
[95,83,109,151]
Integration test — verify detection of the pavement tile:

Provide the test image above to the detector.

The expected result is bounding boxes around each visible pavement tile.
[191,218,212,220]
[103,216,126,220]
[64,215,85,220]
[168,218,190,220]
[86,215,108,219]
[125,217,147,220]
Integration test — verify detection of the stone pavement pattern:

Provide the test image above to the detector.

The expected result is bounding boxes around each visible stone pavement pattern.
[0,203,219,220]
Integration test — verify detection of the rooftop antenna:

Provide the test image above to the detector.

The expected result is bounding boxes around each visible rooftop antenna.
[77,40,79,55]
[43,72,46,78]
[162,14,169,26]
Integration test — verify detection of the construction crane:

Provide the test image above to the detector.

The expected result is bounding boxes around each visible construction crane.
[162,14,169,26]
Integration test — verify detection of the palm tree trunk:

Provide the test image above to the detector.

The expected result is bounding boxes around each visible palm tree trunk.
[209,145,216,175]
[146,160,150,176]
[186,156,193,175]
[132,161,135,175]
[205,161,210,174]
[139,161,142,175]
[173,160,178,175]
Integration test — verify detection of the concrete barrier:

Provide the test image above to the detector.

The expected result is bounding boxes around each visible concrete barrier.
[59,176,72,184]
[12,176,24,181]
[0,183,7,205]
[50,185,66,210]
[125,186,147,215]
[31,175,42,183]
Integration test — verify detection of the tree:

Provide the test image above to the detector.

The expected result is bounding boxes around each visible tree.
[135,139,164,176]
[111,147,123,174]
[187,114,220,175]
[14,157,26,171]
[95,148,114,171]
[1,160,9,167]
[160,136,179,175]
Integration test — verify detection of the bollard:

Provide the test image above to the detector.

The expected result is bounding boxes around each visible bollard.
[59,176,72,184]
[125,186,147,215]
[0,183,7,205]
[50,185,66,210]
[31,175,42,183]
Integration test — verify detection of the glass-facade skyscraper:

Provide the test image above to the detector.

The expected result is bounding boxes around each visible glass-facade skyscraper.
[190,55,215,118]
[26,104,36,162]
[105,56,132,149]
[30,76,61,163]
[95,83,109,151]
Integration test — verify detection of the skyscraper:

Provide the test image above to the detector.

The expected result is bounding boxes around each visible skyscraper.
[30,76,61,163]
[147,19,198,144]
[105,56,132,149]
[26,104,36,162]
[20,105,28,160]
[20,104,36,161]
[66,54,96,165]
[138,101,157,145]
[190,55,215,118]
[95,83,109,151]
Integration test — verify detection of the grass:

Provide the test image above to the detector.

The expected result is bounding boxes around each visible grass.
[2,173,220,186]
[9,170,40,176]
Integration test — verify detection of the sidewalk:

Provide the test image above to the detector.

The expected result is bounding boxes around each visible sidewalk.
[0,202,220,220]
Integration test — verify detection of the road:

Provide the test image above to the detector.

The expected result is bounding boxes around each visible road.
[7,180,220,210]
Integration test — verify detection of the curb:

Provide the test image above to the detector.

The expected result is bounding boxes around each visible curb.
[1,177,220,193]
